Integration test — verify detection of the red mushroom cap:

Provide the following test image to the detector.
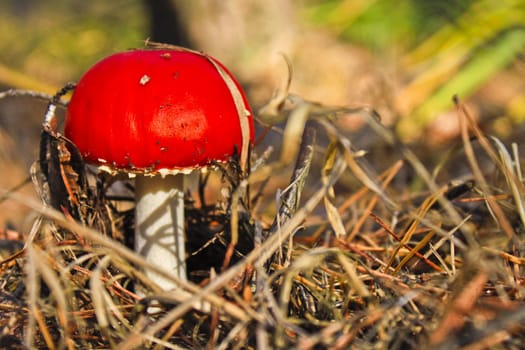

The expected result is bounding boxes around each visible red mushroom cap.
[65,48,254,175]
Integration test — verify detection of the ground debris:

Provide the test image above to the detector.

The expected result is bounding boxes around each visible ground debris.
[1,93,525,349]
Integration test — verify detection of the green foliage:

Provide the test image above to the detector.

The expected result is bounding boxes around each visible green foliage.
[401,27,525,136]
[0,0,146,90]
[304,0,525,137]
[303,0,471,51]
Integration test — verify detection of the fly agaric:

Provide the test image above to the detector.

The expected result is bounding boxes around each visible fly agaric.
[64,48,254,290]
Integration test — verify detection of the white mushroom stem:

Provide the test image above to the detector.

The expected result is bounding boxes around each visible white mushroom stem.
[135,173,186,290]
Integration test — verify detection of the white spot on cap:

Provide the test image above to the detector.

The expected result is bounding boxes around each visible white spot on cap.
[140,74,151,85]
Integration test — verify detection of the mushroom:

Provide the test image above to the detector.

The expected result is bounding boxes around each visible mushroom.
[64,48,254,290]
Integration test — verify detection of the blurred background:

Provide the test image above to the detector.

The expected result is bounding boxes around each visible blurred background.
[1,0,524,230]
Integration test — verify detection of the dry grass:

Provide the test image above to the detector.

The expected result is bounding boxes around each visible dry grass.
[1,88,525,349]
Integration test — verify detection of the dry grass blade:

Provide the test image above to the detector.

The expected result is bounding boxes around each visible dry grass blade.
[0,88,67,106]
[370,212,444,273]
[490,136,525,229]
[280,102,311,165]
[258,53,293,123]
[456,97,516,241]
[270,125,316,265]
[423,215,472,275]
[318,118,395,209]
[346,159,404,242]
[276,125,316,223]
[393,229,437,275]
[91,255,133,346]
[25,243,47,349]
[385,186,447,274]
[336,253,370,298]
[26,244,75,350]
[322,142,346,238]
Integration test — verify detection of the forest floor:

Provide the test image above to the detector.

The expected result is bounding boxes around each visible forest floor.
[1,86,525,349]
